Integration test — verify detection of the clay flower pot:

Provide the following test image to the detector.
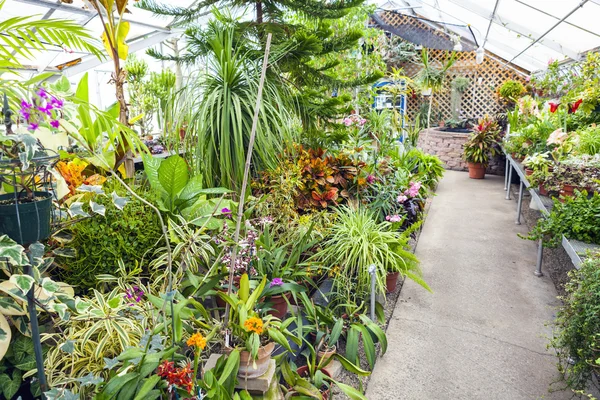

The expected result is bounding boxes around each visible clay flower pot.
[538,184,549,197]
[560,184,579,198]
[467,162,486,179]
[317,345,337,367]
[525,168,533,176]
[386,271,400,293]
[266,293,291,319]
[227,341,275,379]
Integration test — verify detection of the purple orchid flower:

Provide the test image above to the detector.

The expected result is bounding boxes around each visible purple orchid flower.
[270,278,284,287]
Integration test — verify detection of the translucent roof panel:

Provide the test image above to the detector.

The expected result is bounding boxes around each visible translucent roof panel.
[372,0,600,72]
[1,0,195,77]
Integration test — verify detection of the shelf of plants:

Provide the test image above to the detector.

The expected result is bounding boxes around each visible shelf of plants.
[501,53,600,395]
[0,1,451,399]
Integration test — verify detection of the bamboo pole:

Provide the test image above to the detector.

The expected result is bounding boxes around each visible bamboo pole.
[223,33,273,345]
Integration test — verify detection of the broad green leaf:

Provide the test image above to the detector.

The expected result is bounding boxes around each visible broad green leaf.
[238,273,249,303]
[77,372,104,387]
[217,351,240,385]
[332,353,370,376]
[40,277,60,294]
[332,380,368,400]
[158,155,189,205]
[133,375,160,400]
[9,274,35,295]
[346,326,359,365]
[100,372,138,398]
[354,324,376,369]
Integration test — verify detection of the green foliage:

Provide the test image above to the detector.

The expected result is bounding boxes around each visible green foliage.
[451,76,470,93]
[181,19,295,190]
[551,255,600,390]
[0,333,42,399]
[498,80,525,101]
[415,49,456,93]
[314,206,429,299]
[575,125,600,155]
[524,191,600,247]
[55,182,163,289]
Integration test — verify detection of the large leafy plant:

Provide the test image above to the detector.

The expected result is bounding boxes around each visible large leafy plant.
[143,154,230,217]
[551,254,600,392]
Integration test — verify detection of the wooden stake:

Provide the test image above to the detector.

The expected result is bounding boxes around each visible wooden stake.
[223,33,273,345]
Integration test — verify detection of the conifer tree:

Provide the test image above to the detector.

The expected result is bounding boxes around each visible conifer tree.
[137,0,383,134]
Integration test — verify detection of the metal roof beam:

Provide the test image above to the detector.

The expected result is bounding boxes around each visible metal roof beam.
[61,30,176,77]
[448,0,581,60]
[14,0,171,33]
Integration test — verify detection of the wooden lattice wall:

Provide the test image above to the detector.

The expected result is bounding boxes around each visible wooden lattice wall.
[376,11,529,123]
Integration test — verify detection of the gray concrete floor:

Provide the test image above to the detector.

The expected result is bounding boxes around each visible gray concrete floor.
[366,170,569,400]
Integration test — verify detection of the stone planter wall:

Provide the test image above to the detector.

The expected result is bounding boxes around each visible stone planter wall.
[417,128,505,175]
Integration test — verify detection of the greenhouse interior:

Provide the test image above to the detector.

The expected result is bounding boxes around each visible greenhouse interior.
[1,0,600,399]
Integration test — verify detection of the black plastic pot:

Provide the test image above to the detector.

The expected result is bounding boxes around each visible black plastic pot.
[0,191,52,245]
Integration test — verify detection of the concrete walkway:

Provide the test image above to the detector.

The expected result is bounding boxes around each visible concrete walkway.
[366,171,567,400]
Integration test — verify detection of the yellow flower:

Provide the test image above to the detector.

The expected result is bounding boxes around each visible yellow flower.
[187,332,207,350]
[244,317,264,335]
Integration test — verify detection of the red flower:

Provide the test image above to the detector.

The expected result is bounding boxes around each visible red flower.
[549,101,560,113]
[568,99,583,114]
[157,360,194,394]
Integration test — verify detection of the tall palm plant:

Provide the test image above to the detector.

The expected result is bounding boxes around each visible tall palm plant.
[182,19,296,191]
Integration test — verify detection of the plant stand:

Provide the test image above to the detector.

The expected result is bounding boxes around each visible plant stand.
[204,355,282,398]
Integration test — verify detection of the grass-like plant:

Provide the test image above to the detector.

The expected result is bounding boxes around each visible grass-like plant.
[180,19,296,191]
[315,206,430,298]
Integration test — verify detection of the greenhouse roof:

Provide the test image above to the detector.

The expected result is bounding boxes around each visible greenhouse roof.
[372,0,600,72]
[1,0,199,77]
[4,0,600,76]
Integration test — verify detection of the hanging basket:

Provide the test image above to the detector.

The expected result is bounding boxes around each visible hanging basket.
[0,191,53,245]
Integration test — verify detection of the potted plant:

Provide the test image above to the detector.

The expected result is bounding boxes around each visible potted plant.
[522,152,552,176]
[279,336,370,400]
[0,133,55,245]
[463,115,500,179]
[298,292,344,367]
[498,80,525,105]
[415,49,457,129]
[254,225,313,319]
[218,274,299,379]
[313,206,429,301]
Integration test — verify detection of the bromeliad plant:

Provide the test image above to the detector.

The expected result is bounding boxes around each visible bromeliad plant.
[463,115,501,166]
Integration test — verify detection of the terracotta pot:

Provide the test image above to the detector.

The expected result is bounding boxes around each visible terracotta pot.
[525,168,533,176]
[226,341,275,379]
[317,345,337,367]
[538,184,549,197]
[560,184,578,198]
[294,366,332,399]
[386,271,400,293]
[467,162,486,179]
[266,292,291,319]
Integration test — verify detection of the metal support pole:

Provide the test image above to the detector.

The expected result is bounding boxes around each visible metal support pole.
[505,163,513,200]
[534,239,544,277]
[516,181,524,225]
[25,255,48,397]
[504,157,509,191]
[369,264,376,321]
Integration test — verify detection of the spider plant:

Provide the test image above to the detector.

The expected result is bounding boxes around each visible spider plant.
[313,206,430,300]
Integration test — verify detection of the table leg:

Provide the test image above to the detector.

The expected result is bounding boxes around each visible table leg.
[534,239,544,277]
[504,157,509,191]
[505,163,513,200]
[516,181,524,225]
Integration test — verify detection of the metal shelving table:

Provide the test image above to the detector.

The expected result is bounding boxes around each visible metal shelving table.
[503,151,600,274]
